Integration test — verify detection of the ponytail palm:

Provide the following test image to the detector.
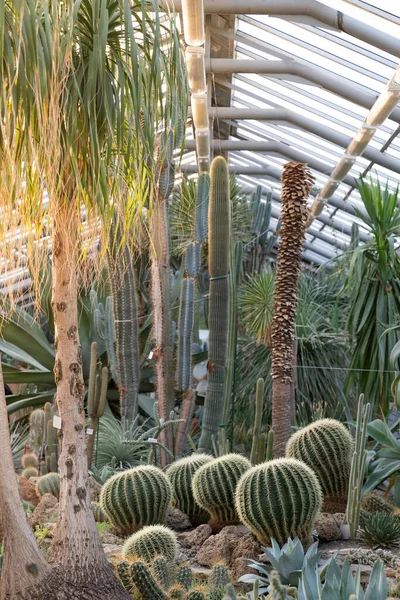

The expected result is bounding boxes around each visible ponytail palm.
[0,1,186,597]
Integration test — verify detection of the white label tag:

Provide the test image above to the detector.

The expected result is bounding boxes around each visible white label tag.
[87,428,94,435]
[148,438,158,444]
[53,415,62,429]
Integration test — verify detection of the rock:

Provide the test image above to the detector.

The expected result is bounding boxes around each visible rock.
[103,544,124,560]
[314,513,342,542]
[179,524,212,552]
[231,534,261,580]
[166,507,192,531]
[196,526,244,567]
[17,475,40,507]
[30,493,59,528]
[99,531,123,545]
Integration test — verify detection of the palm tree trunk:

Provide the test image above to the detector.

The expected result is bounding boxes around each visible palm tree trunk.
[271,162,314,457]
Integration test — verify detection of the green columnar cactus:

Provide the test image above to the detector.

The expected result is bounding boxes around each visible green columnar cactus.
[286,418,353,513]
[116,561,134,595]
[86,341,108,468]
[235,458,323,546]
[100,465,172,534]
[346,394,371,537]
[36,472,60,499]
[50,453,57,473]
[198,157,231,453]
[40,460,47,475]
[108,214,140,426]
[209,563,230,600]
[153,556,171,589]
[123,525,178,563]
[21,452,39,469]
[167,454,213,524]
[250,378,265,464]
[361,492,394,515]
[266,429,275,462]
[192,453,251,526]
[90,289,118,382]
[222,240,243,433]
[28,409,45,453]
[176,565,193,591]
[130,560,170,600]
[22,467,38,479]
[244,187,279,275]
[176,276,195,392]
[92,503,108,523]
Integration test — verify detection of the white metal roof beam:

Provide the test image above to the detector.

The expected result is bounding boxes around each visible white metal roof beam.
[164,0,400,58]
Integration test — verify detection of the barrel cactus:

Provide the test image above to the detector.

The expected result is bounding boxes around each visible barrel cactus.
[22,467,38,479]
[167,454,213,524]
[21,452,39,469]
[123,525,178,564]
[192,454,251,527]
[285,418,353,512]
[235,458,323,546]
[100,465,172,534]
[36,472,60,499]
[92,503,108,523]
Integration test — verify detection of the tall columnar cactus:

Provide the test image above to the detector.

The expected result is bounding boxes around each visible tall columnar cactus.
[244,187,279,275]
[167,454,213,524]
[271,162,314,456]
[28,409,45,454]
[346,394,371,538]
[250,378,265,464]
[100,465,172,534]
[192,453,251,527]
[86,341,108,468]
[198,157,231,453]
[36,472,60,499]
[286,418,353,513]
[90,289,118,383]
[108,214,140,427]
[235,458,322,546]
[122,525,178,564]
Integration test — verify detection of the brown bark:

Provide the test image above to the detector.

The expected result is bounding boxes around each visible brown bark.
[271,162,314,457]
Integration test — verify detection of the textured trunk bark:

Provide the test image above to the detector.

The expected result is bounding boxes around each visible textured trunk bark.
[150,198,175,465]
[272,378,293,458]
[47,201,130,598]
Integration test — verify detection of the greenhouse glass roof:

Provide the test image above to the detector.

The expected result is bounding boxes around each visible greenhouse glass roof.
[180,0,400,265]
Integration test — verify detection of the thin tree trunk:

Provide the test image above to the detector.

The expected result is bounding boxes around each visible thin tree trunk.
[47,201,130,598]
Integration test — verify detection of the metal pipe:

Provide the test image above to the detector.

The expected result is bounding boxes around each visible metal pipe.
[205,59,400,124]
[163,0,400,58]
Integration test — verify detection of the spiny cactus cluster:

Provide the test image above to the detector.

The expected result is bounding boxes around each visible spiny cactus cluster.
[123,526,178,564]
[192,454,251,527]
[236,458,322,546]
[285,418,352,513]
[361,492,394,515]
[100,465,172,534]
[167,454,213,524]
[36,472,60,499]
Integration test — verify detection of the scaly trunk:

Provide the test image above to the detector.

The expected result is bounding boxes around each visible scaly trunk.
[271,162,314,457]
[48,201,130,599]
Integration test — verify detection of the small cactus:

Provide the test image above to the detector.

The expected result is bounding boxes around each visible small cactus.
[36,472,60,499]
[92,503,108,523]
[22,467,38,479]
[100,465,172,534]
[209,562,230,600]
[130,560,169,600]
[29,409,45,453]
[153,555,171,589]
[167,454,213,524]
[123,525,178,564]
[21,452,39,469]
[40,460,48,476]
[186,591,206,600]
[192,454,251,527]
[361,492,394,515]
[285,418,353,513]
[235,458,322,546]
[169,585,185,599]
[175,564,193,591]
[116,561,133,594]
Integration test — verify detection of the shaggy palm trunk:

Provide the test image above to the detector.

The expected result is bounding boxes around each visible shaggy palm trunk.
[271,162,314,457]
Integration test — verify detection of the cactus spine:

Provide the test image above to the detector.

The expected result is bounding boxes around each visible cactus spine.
[250,378,265,464]
[130,561,169,600]
[192,453,251,526]
[100,465,172,534]
[153,556,171,589]
[167,454,213,524]
[235,458,322,546]
[176,565,193,591]
[209,563,230,600]
[86,341,108,468]
[346,394,371,538]
[123,525,178,563]
[108,214,140,426]
[198,157,231,453]
[36,472,60,499]
[29,409,45,454]
[285,418,353,513]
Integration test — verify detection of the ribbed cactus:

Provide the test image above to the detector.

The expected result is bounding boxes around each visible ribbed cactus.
[21,452,39,469]
[192,453,251,526]
[361,492,394,515]
[100,465,172,534]
[86,341,108,468]
[22,467,38,479]
[116,561,133,595]
[153,556,171,589]
[167,454,213,524]
[123,525,178,563]
[176,565,193,591]
[36,472,60,499]
[285,418,353,513]
[235,458,322,546]
[40,460,47,475]
[250,378,265,464]
[28,409,45,453]
[90,289,117,382]
[130,560,169,600]
[108,214,140,426]
[92,503,108,523]
[209,563,230,600]
[244,187,279,275]
[198,157,231,453]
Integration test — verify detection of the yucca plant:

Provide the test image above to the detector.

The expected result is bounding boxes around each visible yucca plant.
[343,178,400,417]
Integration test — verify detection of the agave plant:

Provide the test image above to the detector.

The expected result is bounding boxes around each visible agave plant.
[360,513,400,548]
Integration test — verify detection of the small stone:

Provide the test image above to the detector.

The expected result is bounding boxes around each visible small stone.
[179,524,212,551]
[30,494,58,528]
[195,526,243,567]
[17,475,40,507]
[166,507,192,531]
[314,513,342,542]
[103,544,124,560]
